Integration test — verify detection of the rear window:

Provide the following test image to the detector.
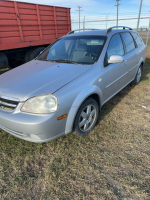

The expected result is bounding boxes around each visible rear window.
[121,32,135,53]
[131,32,143,47]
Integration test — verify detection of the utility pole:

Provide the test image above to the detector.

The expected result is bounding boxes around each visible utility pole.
[146,11,150,46]
[146,18,150,46]
[106,15,108,29]
[137,0,143,31]
[115,0,120,26]
[76,6,83,30]
[83,16,85,29]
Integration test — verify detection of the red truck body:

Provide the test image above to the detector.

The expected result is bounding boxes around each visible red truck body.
[0,0,71,51]
[0,0,71,68]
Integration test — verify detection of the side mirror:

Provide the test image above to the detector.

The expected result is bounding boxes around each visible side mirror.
[108,55,124,64]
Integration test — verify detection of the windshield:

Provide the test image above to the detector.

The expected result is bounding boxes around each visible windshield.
[37,35,107,64]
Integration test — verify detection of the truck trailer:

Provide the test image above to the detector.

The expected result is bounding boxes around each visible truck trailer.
[0,0,71,68]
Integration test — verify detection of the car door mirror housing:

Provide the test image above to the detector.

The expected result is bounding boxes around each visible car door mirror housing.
[108,55,124,64]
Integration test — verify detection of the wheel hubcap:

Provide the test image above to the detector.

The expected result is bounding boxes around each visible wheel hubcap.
[136,67,141,83]
[79,104,97,132]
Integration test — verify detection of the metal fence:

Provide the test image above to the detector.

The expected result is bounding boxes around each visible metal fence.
[71,17,150,47]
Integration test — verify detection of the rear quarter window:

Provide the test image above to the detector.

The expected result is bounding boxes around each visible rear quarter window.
[121,32,135,53]
[131,32,143,47]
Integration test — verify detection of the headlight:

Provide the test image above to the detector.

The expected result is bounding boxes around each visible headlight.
[21,95,58,114]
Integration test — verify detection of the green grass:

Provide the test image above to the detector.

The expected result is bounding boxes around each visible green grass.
[0,60,150,199]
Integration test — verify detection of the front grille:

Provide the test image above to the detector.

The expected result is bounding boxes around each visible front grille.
[0,95,19,111]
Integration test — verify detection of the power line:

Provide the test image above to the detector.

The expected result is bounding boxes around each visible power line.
[75,6,83,30]
[71,0,115,9]
[106,6,114,29]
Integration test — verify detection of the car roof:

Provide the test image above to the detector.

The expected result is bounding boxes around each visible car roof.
[65,29,137,37]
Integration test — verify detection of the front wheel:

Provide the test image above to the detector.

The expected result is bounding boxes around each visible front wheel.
[134,65,142,85]
[73,98,99,136]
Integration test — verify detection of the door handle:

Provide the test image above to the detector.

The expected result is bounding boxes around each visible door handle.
[124,60,127,65]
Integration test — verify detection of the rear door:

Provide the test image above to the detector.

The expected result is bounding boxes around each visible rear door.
[120,32,138,82]
[130,32,146,76]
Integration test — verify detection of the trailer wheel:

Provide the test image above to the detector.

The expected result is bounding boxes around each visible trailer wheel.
[0,52,9,69]
[25,47,45,63]
[29,47,45,61]
[24,49,33,63]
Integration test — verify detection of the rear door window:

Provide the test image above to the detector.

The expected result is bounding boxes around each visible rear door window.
[131,32,143,47]
[121,32,135,53]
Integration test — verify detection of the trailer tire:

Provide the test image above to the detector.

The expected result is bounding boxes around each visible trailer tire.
[0,52,9,69]
[29,47,45,61]
[24,49,33,63]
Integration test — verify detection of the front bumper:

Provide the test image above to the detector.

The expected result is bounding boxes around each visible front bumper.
[0,104,68,143]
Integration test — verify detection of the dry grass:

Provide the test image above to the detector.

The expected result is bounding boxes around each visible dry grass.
[143,39,150,59]
[0,59,150,199]
[0,68,9,75]
[146,46,150,59]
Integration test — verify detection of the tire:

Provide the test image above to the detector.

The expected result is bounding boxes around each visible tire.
[24,49,33,63]
[24,47,45,63]
[29,47,45,61]
[134,64,142,85]
[73,98,99,136]
[0,52,9,69]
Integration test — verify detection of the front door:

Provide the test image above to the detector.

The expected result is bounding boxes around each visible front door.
[100,33,129,103]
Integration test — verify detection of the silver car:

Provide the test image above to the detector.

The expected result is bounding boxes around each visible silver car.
[0,26,146,143]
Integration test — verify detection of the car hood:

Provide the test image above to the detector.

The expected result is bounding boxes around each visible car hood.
[0,60,92,101]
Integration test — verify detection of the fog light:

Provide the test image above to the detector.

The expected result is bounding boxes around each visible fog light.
[30,134,41,140]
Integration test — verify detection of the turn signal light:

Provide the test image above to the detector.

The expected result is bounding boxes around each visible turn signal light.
[57,114,67,120]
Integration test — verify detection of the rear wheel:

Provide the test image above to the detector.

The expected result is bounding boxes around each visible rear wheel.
[73,98,99,136]
[134,64,142,85]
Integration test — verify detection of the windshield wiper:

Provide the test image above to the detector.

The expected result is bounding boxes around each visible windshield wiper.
[38,58,83,64]
[50,59,79,64]
[37,58,50,61]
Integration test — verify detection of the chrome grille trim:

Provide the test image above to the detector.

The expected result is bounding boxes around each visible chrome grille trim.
[0,101,17,108]
[0,95,20,111]
[0,95,20,102]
